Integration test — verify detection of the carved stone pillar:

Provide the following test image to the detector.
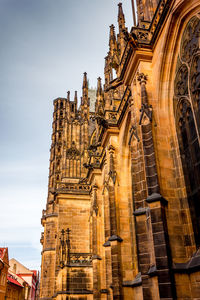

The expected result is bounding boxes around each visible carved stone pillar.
[103,146,123,299]
[138,73,159,195]
[133,73,176,299]
[91,185,101,300]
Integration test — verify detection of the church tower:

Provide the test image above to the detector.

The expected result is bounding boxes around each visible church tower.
[40,73,95,299]
[40,1,200,299]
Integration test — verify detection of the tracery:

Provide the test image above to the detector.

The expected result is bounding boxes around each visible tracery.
[174,15,200,246]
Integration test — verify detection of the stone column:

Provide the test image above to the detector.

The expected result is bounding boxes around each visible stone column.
[91,185,102,300]
[106,146,123,299]
[134,73,176,299]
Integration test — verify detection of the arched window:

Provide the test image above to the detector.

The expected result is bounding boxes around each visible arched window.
[174,16,200,246]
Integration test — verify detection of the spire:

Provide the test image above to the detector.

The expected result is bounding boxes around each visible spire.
[82,72,88,100]
[109,25,117,52]
[118,3,125,32]
[74,91,77,111]
[97,77,102,97]
[81,72,89,112]
[74,91,78,102]
[82,72,88,89]
[96,77,104,116]
[67,91,70,102]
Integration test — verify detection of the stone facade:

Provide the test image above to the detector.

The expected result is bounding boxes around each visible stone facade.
[40,1,200,299]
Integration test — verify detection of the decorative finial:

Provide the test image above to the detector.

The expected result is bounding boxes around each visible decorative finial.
[67,91,70,101]
[82,72,88,89]
[118,2,125,31]
[137,73,148,85]
[74,91,77,102]
[97,77,102,96]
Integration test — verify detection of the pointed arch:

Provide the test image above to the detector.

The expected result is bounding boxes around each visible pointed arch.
[158,2,200,247]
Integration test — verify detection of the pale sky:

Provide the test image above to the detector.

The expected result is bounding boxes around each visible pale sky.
[0,0,134,271]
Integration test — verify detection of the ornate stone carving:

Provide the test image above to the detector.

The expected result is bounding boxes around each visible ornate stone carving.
[174,15,200,134]
[92,185,99,216]
[137,73,147,84]
[57,182,91,192]
[59,228,92,268]
[190,54,200,109]
[66,141,80,158]
[69,253,92,266]
[174,15,200,246]
[108,145,117,185]
[79,177,89,184]
[102,174,110,195]
[136,29,149,41]
[174,64,188,96]
[137,73,153,124]
[181,16,200,63]
[128,125,140,145]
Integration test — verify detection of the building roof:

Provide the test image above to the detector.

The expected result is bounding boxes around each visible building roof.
[7,273,23,288]
[9,258,33,274]
[8,270,30,287]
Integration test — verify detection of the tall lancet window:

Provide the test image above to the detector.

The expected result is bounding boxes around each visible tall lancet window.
[174,16,200,246]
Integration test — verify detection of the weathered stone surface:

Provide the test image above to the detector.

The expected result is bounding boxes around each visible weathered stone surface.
[40,1,200,299]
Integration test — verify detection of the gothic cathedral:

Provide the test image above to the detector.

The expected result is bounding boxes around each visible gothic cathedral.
[40,0,200,299]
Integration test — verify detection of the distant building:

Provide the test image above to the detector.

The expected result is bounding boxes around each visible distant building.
[0,248,9,300]
[6,271,28,300]
[9,259,38,300]
[88,88,96,113]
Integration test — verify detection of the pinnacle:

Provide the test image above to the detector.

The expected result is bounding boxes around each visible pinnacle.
[82,72,88,89]
[97,77,102,96]
[67,91,70,101]
[118,2,125,31]
[109,24,116,44]
[74,91,78,102]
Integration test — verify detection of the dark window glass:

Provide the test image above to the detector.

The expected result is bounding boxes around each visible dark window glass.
[175,16,200,246]
[177,101,200,245]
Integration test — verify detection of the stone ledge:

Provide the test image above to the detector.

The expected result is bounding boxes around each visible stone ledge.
[108,235,123,242]
[122,272,142,287]
[66,264,93,268]
[92,255,102,260]
[56,189,91,195]
[41,213,58,221]
[147,264,157,277]
[173,249,200,273]
[146,193,168,205]
[133,207,149,216]
[103,241,111,247]
[54,289,93,295]
[100,289,109,294]
[42,247,55,253]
